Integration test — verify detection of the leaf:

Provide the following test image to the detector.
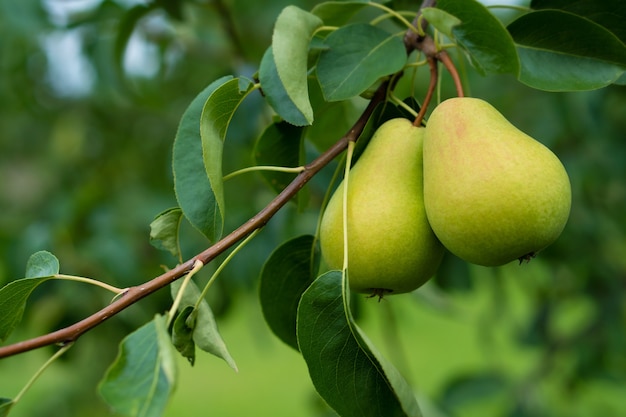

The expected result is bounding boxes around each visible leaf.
[439,372,509,409]
[508,10,626,91]
[310,1,369,26]
[173,76,232,242]
[259,235,319,350]
[170,279,237,371]
[0,398,14,417]
[149,207,183,258]
[271,6,323,125]
[259,47,310,126]
[199,77,257,241]
[531,0,626,44]
[114,4,154,81]
[421,7,462,38]
[171,305,196,366]
[25,250,59,278]
[297,271,422,417]
[99,315,177,417]
[253,121,304,195]
[0,251,59,342]
[436,0,519,75]
[316,24,406,101]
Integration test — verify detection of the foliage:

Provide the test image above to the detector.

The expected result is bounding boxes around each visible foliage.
[1,0,625,416]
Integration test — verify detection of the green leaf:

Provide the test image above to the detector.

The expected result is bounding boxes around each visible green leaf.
[0,398,14,417]
[259,235,319,350]
[0,251,59,342]
[508,10,626,91]
[297,271,422,417]
[171,305,196,366]
[114,4,154,81]
[436,0,519,75]
[259,47,309,126]
[99,315,177,417]
[316,24,406,101]
[271,6,323,125]
[253,121,304,195]
[173,76,232,242]
[310,1,369,26]
[25,250,59,278]
[170,279,237,371]
[149,207,183,258]
[199,77,257,241]
[531,0,626,44]
[421,7,462,38]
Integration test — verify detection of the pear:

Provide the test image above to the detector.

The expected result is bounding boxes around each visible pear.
[423,97,571,267]
[320,118,445,295]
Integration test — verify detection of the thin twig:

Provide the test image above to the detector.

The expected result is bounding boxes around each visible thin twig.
[413,56,438,126]
[437,49,465,97]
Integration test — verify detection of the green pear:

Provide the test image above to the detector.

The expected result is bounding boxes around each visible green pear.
[320,118,445,295]
[423,97,571,266]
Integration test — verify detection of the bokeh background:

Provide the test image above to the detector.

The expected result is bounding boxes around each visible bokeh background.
[1,0,625,416]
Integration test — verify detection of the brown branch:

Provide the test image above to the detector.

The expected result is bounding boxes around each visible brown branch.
[0,82,389,359]
[437,49,465,97]
[413,56,438,126]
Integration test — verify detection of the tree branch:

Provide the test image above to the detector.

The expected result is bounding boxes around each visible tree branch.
[0,81,389,359]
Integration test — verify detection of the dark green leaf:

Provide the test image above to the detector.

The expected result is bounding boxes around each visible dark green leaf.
[508,10,626,91]
[440,372,508,409]
[149,207,183,258]
[25,250,59,278]
[297,271,422,417]
[113,5,154,82]
[316,24,406,101]
[0,398,14,417]
[311,1,369,26]
[173,76,232,242]
[0,251,59,342]
[436,0,519,74]
[170,279,237,371]
[253,121,304,195]
[271,6,323,125]
[531,0,626,44]
[172,305,196,366]
[99,315,177,417]
[199,77,256,241]
[259,47,309,126]
[259,235,319,350]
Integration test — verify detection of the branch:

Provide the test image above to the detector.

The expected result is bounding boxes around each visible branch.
[0,81,389,359]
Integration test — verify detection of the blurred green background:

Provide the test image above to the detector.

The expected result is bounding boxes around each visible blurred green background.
[1,0,625,416]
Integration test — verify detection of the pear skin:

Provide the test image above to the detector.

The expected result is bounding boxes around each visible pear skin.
[320,118,444,295]
[423,97,571,266]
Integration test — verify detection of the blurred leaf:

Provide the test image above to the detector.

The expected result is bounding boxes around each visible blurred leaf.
[259,235,319,350]
[253,121,304,196]
[421,7,462,38]
[199,77,256,241]
[25,250,59,278]
[316,24,406,101]
[508,10,626,91]
[170,279,237,371]
[433,252,472,292]
[172,305,196,366]
[271,6,323,125]
[99,315,177,417]
[0,398,14,416]
[436,0,519,74]
[297,271,422,417]
[439,372,508,410]
[149,207,183,259]
[259,47,309,126]
[0,251,59,342]
[173,76,232,242]
[311,1,369,26]
[531,0,626,43]
[114,4,154,82]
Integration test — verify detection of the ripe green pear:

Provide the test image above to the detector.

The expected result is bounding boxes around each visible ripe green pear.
[320,118,445,295]
[423,97,571,266]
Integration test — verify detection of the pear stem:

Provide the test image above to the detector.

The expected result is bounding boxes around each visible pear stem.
[413,56,438,126]
[437,49,465,98]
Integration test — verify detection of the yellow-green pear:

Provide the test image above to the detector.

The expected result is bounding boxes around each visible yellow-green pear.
[423,97,571,266]
[320,118,445,295]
